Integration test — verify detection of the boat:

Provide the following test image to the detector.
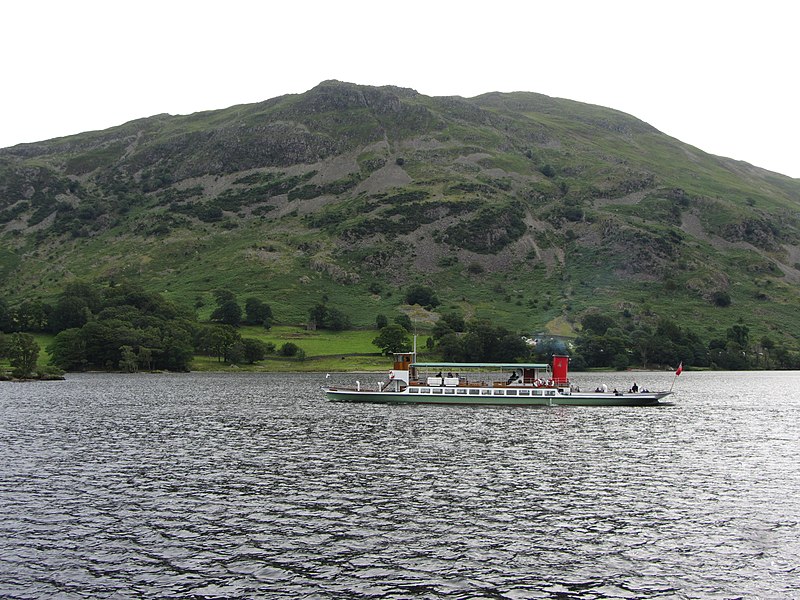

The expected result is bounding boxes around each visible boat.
[324,352,674,407]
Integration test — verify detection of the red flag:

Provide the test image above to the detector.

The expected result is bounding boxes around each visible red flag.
[675,361,683,376]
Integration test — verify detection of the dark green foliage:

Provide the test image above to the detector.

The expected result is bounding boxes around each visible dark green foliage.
[405,284,440,308]
[210,291,242,327]
[375,314,388,329]
[372,324,411,355]
[47,329,88,371]
[324,196,476,241]
[9,333,39,378]
[437,320,528,362]
[574,312,710,369]
[194,324,241,363]
[712,291,732,307]
[279,342,301,357]
[46,282,194,371]
[394,314,413,332]
[12,300,51,332]
[440,202,526,253]
[581,313,615,335]
[211,301,242,326]
[241,338,272,363]
[50,296,91,332]
[309,302,351,330]
[288,172,364,201]
[244,298,273,328]
[432,312,466,339]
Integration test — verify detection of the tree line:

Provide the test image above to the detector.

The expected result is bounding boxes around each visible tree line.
[370,287,800,371]
[0,282,277,375]
[4,280,797,376]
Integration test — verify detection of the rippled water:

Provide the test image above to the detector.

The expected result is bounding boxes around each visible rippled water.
[1,370,799,599]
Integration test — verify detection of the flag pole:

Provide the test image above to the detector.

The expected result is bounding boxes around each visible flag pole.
[669,361,683,392]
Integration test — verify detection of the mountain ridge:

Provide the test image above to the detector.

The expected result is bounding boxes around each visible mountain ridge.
[2,80,799,354]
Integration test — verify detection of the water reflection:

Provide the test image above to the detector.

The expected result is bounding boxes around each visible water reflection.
[1,371,799,598]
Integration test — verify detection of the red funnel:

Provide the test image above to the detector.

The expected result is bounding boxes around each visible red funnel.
[552,355,569,384]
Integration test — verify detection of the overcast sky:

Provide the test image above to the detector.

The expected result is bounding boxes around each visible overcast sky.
[2,0,798,178]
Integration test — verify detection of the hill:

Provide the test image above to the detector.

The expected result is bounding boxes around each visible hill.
[2,80,800,355]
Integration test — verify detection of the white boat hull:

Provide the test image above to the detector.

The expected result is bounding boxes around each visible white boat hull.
[324,387,673,407]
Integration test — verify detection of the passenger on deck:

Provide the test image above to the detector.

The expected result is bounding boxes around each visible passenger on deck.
[506,370,519,384]
[630,382,639,393]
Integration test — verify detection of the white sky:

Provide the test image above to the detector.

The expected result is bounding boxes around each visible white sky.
[2,0,798,177]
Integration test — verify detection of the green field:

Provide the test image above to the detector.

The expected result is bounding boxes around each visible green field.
[191,326,430,372]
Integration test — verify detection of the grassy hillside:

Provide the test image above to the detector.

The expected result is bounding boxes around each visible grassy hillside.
[2,80,800,352]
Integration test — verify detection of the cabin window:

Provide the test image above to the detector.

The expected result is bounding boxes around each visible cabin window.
[433,389,443,394]
[533,390,543,396]
[445,389,455,394]
[409,388,419,393]
[546,390,556,396]
[421,388,430,393]
[469,390,480,395]
[481,389,492,396]
[493,390,504,396]
[518,390,530,396]
[457,389,467,395]
[506,390,517,396]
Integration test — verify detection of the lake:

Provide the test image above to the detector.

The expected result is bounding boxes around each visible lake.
[1,370,799,598]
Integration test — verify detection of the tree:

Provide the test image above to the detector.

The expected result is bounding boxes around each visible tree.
[394,314,413,332]
[405,284,440,308]
[308,303,351,330]
[322,307,351,331]
[211,300,242,327]
[630,326,658,367]
[279,342,301,357]
[372,324,411,356]
[138,347,154,371]
[437,332,464,361]
[0,299,13,332]
[437,320,528,362]
[61,281,104,313]
[432,312,465,339]
[203,325,241,362]
[119,345,138,372]
[244,298,273,328]
[48,328,88,371]
[9,333,39,378]
[50,295,91,332]
[242,338,271,363]
[375,314,388,329]
[14,300,51,332]
[581,313,615,336]
[712,291,731,307]
[213,289,236,305]
[156,320,194,371]
[727,323,750,347]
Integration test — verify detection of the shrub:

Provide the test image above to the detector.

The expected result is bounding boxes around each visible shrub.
[712,291,731,307]
[279,342,301,357]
